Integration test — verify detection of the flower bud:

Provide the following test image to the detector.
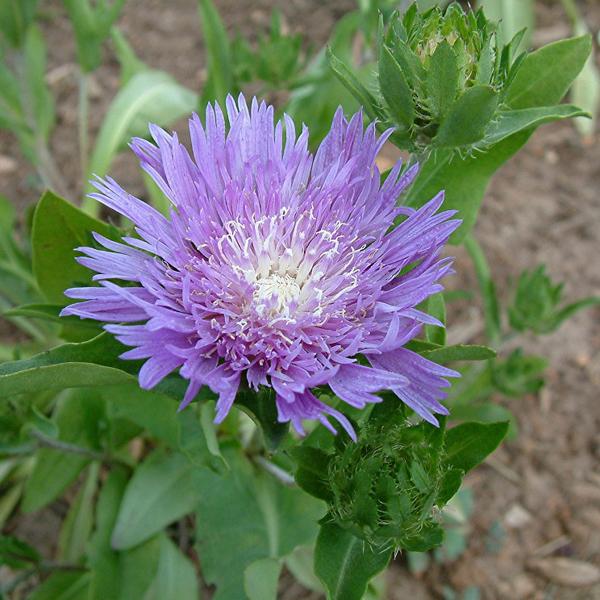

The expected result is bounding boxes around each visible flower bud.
[376,2,524,154]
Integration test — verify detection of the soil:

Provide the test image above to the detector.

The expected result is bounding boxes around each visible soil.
[1,1,599,599]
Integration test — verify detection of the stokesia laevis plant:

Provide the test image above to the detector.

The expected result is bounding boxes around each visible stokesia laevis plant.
[61,95,460,439]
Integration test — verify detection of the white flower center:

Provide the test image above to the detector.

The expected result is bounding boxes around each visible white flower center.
[253,273,301,316]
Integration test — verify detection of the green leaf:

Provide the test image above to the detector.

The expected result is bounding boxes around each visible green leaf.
[507,35,592,109]
[200,401,228,468]
[291,446,333,501]
[24,25,55,140]
[197,0,235,107]
[0,333,134,398]
[434,85,498,148]
[117,536,162,600]
[479,0,534,51]
[436,468,463,506]
[237,388,289,452]
[491,349,546,397]
[107,384,222,470]
[399,520,444,552]
[86,70,196,206]
[63,0,126,73]
[423,292,446,346]
[422,345,496,364]
[485,104,589,145]
[144,536,200,600]
[406,36,591,242]
[379,45,414,129]
[195,446,324,600]
[327,47,381,122]
[444,421,509,473]
[111,27,147,85]
[88,467,128,600]
[549,297,600,330]
[285,545,324,593]
[58,462,99,563]
[427,40,459,119]
[244,557,281,600]
[22,390,105,512]
[28,572,90,600]
[0,0,39,47]
[111,449,203,550]
[31,190,115,304]
[464,234,501,345]
[4,303,102,341]
[0,534,40,568]
[314,522,391,600]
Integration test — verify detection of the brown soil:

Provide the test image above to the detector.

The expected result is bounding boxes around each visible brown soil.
[1,1,599,599]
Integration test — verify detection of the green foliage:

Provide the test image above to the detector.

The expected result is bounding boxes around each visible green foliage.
[85,70,197,208]
[31,191,116,305]
[491,349,547,397]
[57,461,99,562]
[286,12,368,144]
[444,421,508,473]
[0,0,39,47]
[509,265,600,334]
[314,522,391,600]
[21,389,105,512]
[233,11,305,89]
[195,446,324,600]
[0,26,55,166]
[403,33,591,242]
[244,557,282,600]
[197,0,236,107]
[63,0,126,73]
[111,449,203,550]
[28,572,91,600]
[0,534,40,568]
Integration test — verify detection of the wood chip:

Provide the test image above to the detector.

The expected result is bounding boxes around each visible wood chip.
[528,557,600,587]
[504,504,532,529]
[0,154,17,174]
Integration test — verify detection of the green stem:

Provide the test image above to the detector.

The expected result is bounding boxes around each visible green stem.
[463,233,502,347]
[30,430,128,467]
[78,70,90,186]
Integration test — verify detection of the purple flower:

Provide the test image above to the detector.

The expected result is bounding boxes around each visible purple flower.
[62,95,460,440]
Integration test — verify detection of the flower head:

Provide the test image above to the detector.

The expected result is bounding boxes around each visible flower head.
[62,95,460,439]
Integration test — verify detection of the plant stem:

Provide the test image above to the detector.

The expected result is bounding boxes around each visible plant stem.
[0,562,87,596]
[78,70,90,185]
[254,455,296,486]
[464,233,502,347]
[30,430,128,467]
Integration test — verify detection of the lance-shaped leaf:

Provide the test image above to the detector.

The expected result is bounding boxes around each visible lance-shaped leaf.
[379,45,414,130]
[443,421,509,473]
[86,70,196,207]
[427,40,459,119]
[198,0,235,107]
[485,104,589,146]
[24,26,55,141]
[22,389,105,513]
[327,47,382,122]
[507,35,592,109]
[422,344,496,364]
[144,536,200,600]
[433,85,498,148]
[32,190,116,304]
[314,522,391,600]
[111,450,203,550]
